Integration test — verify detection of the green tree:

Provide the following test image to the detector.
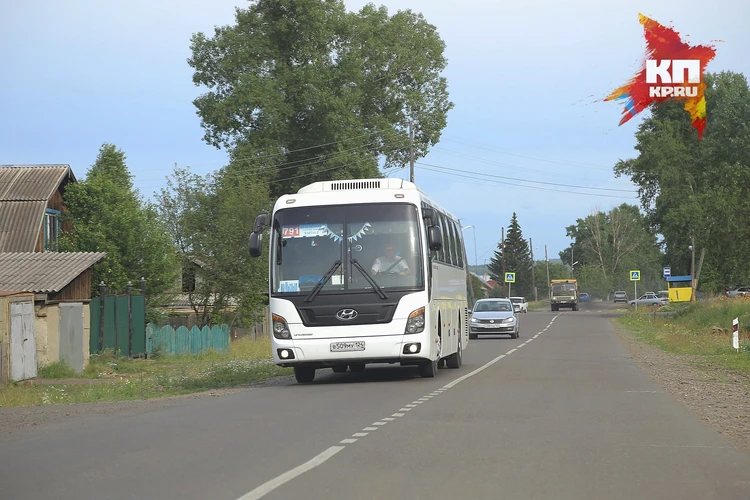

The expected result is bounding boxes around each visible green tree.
[614,71,750,292]
[534,261,570,299]
[156,164,271,327]
[560,204,664,296]
[60,144,179,310]
[487,213,534,298]
[187,0,453,197]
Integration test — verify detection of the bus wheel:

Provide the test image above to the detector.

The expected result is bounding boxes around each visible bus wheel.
[419,358,438,378]
[446,335,462,369]
[349,363,365,372]
[332,365,348,373]
[294,367,316,383]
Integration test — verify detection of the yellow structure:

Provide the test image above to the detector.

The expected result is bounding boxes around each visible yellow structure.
[667,275,693,302]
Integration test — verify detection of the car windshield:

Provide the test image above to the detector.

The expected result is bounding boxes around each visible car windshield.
[474,301,513,312]
[270,203,424,296]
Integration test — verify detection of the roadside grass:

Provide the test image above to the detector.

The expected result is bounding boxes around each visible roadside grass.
[528,300,547,312]
[616,298,750,377]
[0,336,291,408]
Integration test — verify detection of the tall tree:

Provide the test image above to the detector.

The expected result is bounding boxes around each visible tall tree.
[187,0,453,197]
[487,213,534,298]
[60,144,179,308]
[614,71,750,292]
[561,204,664,295]
[155,164,271,327]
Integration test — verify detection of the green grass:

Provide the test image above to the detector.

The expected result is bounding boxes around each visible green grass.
[616,298,750,377]
[527,300,548,312]
[0,337,291,408]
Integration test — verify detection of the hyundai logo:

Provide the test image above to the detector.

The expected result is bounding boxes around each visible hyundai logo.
[336,308,358,321]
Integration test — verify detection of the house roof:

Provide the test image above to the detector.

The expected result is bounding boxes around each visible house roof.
[0,165,75,201]
[0,252,106,293]
[0,165,76,252]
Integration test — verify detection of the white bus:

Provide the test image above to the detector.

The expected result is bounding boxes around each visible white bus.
[248,178,475,383]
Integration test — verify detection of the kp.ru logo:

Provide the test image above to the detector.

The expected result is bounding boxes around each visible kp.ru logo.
[604,14,719,139]
[646,59,700,98]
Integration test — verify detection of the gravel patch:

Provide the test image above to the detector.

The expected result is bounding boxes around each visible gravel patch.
[612,321,750,456]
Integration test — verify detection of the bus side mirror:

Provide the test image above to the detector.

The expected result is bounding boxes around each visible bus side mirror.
[428,225,443,252]
[253,214,270,233]
[249,232,263,258]
[422,208,434,226]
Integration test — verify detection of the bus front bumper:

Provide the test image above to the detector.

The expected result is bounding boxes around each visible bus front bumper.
[272,334,432,368]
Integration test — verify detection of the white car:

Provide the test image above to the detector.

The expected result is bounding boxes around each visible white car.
[509,296,528,313]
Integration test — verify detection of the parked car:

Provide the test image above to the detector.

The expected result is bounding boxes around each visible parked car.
[509,296,529,313]
[726,286,750,298]
[613,291,628,303]
[469,298,519,339]
[579,292,590,302]
[629,292,669,307]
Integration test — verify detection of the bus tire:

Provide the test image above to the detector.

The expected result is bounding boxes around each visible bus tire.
[294,366,316,383]
[446,335,462,369]
[419,358,439,378]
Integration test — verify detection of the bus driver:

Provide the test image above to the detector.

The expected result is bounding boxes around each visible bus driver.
[371,243,410,276]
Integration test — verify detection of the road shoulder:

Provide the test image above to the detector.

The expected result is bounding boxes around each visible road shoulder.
[612,320,750,456]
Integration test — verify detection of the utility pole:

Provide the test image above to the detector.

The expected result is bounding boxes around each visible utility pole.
[690,232,696,302]
[544,245,550,299]
[501,227,505,296]
[570,246,575,278]
[530,238,537,301]
[409,120,415,183]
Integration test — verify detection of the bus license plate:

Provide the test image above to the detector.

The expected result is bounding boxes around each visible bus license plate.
[330,341,365,352]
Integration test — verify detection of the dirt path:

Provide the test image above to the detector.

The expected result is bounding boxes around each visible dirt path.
[612,321,750,456]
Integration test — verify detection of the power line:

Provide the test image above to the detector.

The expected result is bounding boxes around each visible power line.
[416,161,637,195]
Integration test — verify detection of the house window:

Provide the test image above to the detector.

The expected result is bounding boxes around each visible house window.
[44,208,62,251]
[181,262,197,293]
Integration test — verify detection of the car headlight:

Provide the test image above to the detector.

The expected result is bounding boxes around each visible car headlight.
[503,317,515,324]
[470,317,478,323]
[405,307,425,334]
[272,313,291,339]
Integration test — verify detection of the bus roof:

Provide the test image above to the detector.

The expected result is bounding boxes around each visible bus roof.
[278,178,461,223]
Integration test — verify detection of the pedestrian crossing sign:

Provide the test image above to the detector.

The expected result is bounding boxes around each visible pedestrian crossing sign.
[630,270,640,281]
[505,272,515,283]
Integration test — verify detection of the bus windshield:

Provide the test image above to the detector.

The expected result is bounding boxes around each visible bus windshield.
[271,203,424,296]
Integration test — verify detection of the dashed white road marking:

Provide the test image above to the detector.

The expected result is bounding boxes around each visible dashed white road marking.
[237,446,345,500]
[382,417,395,421]
[237,313,562,499]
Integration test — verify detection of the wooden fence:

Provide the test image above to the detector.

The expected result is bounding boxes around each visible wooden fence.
[145,323,230,356]
[157,307,271,341]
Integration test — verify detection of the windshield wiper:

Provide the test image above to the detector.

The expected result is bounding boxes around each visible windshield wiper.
[304,260,342,303]
[350,258,388,299]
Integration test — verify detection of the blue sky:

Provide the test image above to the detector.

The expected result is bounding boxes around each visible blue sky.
[2,0,747,270]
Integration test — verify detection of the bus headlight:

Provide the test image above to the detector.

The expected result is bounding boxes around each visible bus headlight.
[272,314,292,339]
[404,307,425,334]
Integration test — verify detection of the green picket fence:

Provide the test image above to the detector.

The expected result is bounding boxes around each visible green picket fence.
[146,324,230,356]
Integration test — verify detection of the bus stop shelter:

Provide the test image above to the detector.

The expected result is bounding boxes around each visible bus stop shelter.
[667,275,693,302]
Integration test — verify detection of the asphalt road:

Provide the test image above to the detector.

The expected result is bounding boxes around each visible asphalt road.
[2,303,750,499]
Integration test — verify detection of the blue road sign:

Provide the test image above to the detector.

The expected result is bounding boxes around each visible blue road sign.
[630,270,641,281]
